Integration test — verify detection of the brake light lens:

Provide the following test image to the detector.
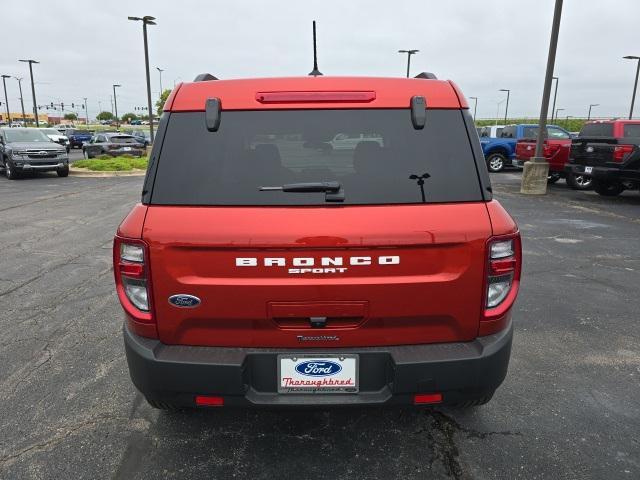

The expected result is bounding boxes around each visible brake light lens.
[255,91,376,104]
[543,143,561,157]
[113,236,154,333]
[613,145,633,163]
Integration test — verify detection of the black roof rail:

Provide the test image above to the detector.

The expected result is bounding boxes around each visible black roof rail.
[193,73,218,82]
[414,72,437,80]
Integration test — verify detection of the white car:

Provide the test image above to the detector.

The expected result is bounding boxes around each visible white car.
[40,128,71,152]
[330,133,383,150]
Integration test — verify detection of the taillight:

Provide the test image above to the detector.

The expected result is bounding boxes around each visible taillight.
[113,236,156,337]
[543,143,561,157]
[481,233,522,335]
[613,145,633,163]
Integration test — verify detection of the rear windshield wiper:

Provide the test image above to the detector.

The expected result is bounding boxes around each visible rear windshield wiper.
[260,182,344,202]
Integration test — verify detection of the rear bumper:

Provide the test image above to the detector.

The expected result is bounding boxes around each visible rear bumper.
[567,164,639,183]
[124,321,513,407]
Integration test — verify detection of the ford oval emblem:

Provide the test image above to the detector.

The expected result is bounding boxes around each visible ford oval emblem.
[168,294,201,308]
[295,360,342,377]
[586,146,594,153]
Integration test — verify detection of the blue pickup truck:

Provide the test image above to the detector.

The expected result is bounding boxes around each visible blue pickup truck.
[480,124,571,172]
[66,129,94,149]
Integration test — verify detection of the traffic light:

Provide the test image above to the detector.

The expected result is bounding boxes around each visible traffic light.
[61,102,64,109]
[50,102,54,108]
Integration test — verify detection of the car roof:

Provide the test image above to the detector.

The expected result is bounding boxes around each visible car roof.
[165,76,467,112]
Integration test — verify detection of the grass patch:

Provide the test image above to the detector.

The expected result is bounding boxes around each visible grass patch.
[74,156,148,171]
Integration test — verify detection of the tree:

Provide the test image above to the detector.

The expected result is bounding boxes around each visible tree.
[64,113,78,121]
[96,111,114,121]
[155,89,171,116]
[121,112,138,123]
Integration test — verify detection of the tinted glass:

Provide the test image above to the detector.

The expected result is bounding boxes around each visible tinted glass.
[501,126,516,138]
[110,136,137,144]
[623,124,640,137]
[151,109,483,206]
[579,123,614,137]
[548,127,570,139]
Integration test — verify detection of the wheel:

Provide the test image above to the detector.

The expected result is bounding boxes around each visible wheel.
[57,165,69,177]
[565,172,592,190]
[66,146,70,153]
[547,172,561,184]
[5,160,19,180]
[486,153,506,173]
[146,398,183,411]
[593,179,624,197]
[83,149,93,159]
[453,393,494,408]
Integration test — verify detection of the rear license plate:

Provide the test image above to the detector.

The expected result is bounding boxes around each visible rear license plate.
[278,354,358,393]
[585,166,593,174]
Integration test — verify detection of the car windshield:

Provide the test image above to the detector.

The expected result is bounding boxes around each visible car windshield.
[151,109,484,206]
[579,123,614,137]
[41,129,61,135]
[5,129,51,143]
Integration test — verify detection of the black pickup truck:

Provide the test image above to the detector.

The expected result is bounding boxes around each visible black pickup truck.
[568,120,640,196]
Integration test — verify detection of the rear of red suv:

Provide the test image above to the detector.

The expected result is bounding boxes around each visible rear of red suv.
[114,75,521,409]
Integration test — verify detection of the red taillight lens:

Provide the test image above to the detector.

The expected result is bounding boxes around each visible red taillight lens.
[481,233,522,332]
[543,143,561,157]
[113,236,154,327]
[613,144,633,163]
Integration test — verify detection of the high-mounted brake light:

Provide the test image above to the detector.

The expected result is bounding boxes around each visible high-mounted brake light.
[613,144,633,163]
[255,91,376,104]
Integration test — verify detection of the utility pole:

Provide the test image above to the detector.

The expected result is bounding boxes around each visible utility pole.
[1,75,11,124]
[500,89,510,125]
[128,15,157,143]
[156,67,164,96]
[587,104,599,121]
[398,49,419,78]
[623,56,640,120]
[19,59,40,127]
[521,0,563,195]
[14,77,26,123]
[469,96,478,122]
[83,97,88,125]
[550,76,559,123]
[113,84,121,128]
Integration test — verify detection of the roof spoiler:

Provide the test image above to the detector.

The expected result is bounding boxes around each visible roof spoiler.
[414,72,437,80]
[194,73,219,82]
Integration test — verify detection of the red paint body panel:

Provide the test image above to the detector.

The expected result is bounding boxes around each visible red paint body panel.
[116,204,148,239]
[515,138,571,172]
[167,77,465,111]
[142,203,493,347]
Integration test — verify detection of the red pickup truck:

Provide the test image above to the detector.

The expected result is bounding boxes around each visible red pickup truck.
[114,73,521,410]
[514,126,592,189]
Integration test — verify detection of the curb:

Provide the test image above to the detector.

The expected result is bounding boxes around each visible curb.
[69,168,146,178]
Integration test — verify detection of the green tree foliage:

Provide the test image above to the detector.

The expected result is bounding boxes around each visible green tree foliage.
[63,113,78,120]
[155,89,171,116]
[121,112,138,123]
[96,111,114,121]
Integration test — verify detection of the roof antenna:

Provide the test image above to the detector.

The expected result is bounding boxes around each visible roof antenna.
[308,21,323,76]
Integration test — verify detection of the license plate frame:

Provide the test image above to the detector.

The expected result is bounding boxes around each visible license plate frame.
[584,166,593,174]
[277,354,359,394]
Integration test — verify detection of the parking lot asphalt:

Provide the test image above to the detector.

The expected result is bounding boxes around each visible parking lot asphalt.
[0,172,639,479]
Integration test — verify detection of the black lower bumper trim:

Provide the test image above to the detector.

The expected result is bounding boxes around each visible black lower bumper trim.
[124,322,513,407]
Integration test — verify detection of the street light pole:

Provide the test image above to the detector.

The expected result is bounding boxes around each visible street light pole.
[587,103,599,121]
[83,97,88,125]
[14,77,26,123]
[521,0,563,195]
[499,89,510,125]
[1,75,11,124]
[19,59,40,127]
[156,67,164,96]
[623,56,640,120]
[550,76,559,123]
[113,84,121,128]
[555,108,564,123]
[398,49,419,78]
[128,15,157,143]
[469,96,478,122]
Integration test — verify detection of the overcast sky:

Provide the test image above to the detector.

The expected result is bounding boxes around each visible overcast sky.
[1,0,638,121]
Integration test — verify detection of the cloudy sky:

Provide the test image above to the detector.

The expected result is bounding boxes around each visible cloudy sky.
[1,0,638,121]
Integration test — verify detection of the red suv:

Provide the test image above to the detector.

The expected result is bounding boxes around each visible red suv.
[114,73,521,410]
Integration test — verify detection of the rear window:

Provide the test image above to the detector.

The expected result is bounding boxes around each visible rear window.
[579,123,614,137]
[111,136,137,144]
[150,109,483,206]
[623,124,640,137]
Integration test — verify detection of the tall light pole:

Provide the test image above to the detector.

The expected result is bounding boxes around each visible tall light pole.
[1,75,11,124]
[550,76,559,123]
[587,103,599,121]
[521,0,563,195]
[554,108,564,124]
[623,55,640,120]
[128,15,157,143]
[156,67,164,96]
[14,77,26,123]
[113,84,121,128]
[565,115,572,130]
[499,89,510,125]
[19,59,40,127]
[469,96,478,122]
[83,97,88,125]
[398,49,419,78]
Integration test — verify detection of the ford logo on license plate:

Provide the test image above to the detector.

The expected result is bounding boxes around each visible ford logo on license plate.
[295,360,342,377]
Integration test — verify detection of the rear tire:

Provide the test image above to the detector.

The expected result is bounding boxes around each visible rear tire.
[486,153,506,173]
[594,179,624,197]
[566,172,592,190]
[453,392,494,408]
[547,172,561,184]
[145,398,183,411]
[83,149,93,159]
